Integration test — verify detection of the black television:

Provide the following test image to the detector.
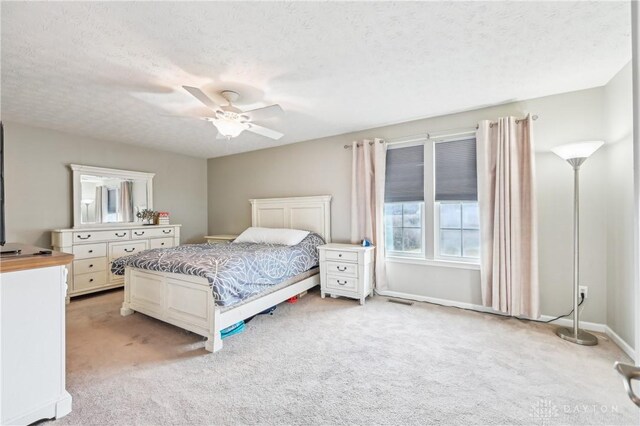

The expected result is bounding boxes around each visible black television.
[0,121,5,246]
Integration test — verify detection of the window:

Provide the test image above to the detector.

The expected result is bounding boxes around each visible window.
[383,134,480,266]
[384,202,423,254]
[384,144,424,255]
[434,137,479,261]
[437,201,479,259]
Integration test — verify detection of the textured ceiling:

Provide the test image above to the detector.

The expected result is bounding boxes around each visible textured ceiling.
[1,1,631,159]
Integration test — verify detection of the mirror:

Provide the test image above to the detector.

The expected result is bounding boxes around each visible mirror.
[71,165,154,228]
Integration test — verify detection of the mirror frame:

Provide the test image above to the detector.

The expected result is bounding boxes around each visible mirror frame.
[70,164,155,229]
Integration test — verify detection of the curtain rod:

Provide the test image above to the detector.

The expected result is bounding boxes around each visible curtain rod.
[475,114,538,130]
[343,114,538,149]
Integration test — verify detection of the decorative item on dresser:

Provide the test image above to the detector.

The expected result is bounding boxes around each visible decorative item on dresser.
[51,224,181,299]
[204,234,238,244]
[0,244,73,425]
[318,243,375,305]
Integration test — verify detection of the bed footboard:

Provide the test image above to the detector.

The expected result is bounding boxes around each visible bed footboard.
[121,267,223,352]
[121,267,320,353]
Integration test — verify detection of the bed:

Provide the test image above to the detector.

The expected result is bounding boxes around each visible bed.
[118,195,331,352]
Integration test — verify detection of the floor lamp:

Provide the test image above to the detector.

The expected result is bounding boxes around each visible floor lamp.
[551,140,604,346]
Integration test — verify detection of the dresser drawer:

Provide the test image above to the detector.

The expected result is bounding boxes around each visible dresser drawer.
[325,274,358,292]
[149,237,174,249]
[325,261,358,277]
[73,229,130,243]
[74,270,108,291]
[110,241,148,260]
[73,243,107,259]
[131,227,174,239]
[74,257,107,275]
[324,250,358,262]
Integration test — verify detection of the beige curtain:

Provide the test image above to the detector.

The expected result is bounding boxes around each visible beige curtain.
[350,139,388,291]
[94,186,108,223]
[476,116,539,318]
[120,181,134,222]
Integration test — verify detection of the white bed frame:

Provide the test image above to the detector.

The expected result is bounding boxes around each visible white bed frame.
[120,195,332,352]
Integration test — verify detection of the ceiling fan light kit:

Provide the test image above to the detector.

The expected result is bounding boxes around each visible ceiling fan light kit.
[182,86,284,141]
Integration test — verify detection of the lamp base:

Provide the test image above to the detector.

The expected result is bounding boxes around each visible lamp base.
[555,327,598,346]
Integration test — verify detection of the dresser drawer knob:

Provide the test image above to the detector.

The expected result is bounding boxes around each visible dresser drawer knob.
[161,242,165,246]
[89,264,93,268]
[77,235,91,240]
[336,266,347,272]
[124,248,135,253]
[89,278,94,283]
[337,279,347,286]
[338,254,343,257]
[88,250,93,253]
[115,232,126,237]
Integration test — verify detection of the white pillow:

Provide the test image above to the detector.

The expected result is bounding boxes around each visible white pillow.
[233,227,310,246]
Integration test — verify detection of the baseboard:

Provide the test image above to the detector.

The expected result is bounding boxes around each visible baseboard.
[604,326,636,361]
[539,315,606,333]
[377,290,635,360]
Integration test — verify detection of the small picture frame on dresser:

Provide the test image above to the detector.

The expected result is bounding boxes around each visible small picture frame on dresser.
[318,243,375,305]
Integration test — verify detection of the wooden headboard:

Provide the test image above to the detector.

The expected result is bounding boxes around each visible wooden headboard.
[249,196,332,243]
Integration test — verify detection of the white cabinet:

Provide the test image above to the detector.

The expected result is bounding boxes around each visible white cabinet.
[0,245,73,425]
[52,224,180,299]
[318,243,375,305]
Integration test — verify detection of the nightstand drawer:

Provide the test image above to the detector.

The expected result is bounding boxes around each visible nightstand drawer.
[326,261,358,277]
[325,250,358,262]
[326,274,358,292]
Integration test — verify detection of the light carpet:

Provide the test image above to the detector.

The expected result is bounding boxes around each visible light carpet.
[50,289,636,425]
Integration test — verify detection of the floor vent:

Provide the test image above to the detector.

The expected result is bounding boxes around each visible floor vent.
[388,298,414,306]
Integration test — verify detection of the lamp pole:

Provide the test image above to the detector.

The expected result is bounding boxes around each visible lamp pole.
[555,156,597,346]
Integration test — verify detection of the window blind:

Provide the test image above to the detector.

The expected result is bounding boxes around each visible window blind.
[434,138,478,201]
[385,145,424,202]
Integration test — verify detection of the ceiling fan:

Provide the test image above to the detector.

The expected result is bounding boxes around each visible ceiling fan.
[182,86,284,140]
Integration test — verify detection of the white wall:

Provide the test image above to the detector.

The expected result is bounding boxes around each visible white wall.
[4,122,209,247]
[605,63,635,347]
[208,86,612,323]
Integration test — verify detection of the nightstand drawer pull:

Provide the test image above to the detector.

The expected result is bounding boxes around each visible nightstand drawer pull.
[336,266,347,272]
[134,231,145,236]
[115,232,126,237]
[162,229,172,234]
[77,234,91,240]
[337,279,347,285]
[124,248,136,253]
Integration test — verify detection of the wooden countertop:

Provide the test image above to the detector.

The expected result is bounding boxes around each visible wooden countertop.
[0,243,74,273]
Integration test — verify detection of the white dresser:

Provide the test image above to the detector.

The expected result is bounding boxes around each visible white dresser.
[52,224,181,299]
[318,243,375,305]
[0,244,74,425]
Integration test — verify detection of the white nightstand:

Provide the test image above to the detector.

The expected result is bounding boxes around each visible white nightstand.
[204,235,238,244]
[318,243,375,305]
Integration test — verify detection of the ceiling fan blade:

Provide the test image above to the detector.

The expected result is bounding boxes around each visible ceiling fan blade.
[243,104,284,121]
[246,123,284,140]
[182,86,221,110]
